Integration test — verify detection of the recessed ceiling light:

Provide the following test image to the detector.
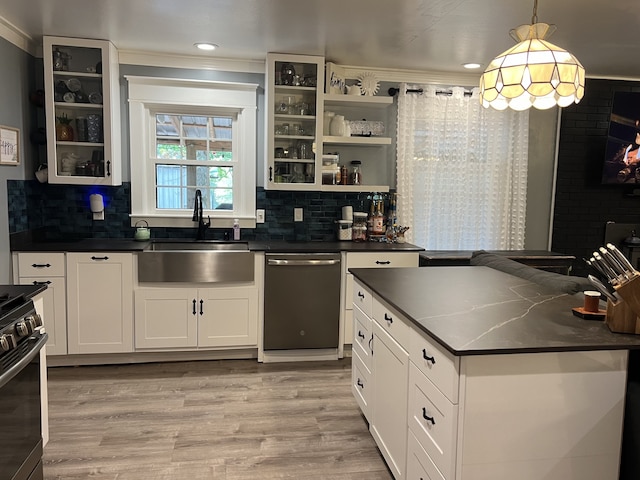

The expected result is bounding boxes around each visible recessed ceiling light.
[194,43,219,51]
[463,63,482,69]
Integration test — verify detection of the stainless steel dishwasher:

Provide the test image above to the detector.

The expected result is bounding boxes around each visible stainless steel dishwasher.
[264,253,341,350]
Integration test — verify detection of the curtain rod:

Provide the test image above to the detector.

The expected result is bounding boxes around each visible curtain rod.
[387,87,473,97]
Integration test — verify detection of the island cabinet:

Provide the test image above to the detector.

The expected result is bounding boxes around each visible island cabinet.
[353,278,628,480]
[134,285,258,349]
[13,252,68,355]
[66,253,133,354]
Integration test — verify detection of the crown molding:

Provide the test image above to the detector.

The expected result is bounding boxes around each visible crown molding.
[336,63,482,88]
[118,49,265,74]
[0,14,36,55]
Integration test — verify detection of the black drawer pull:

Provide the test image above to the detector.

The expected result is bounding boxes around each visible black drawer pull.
[32,263,51,268]
[422,349,436,364]
[422,407,436,425]
[199,299,204,315]
[375,260,391,265]
[369,334,373,354]
[357,291,365,299]
[91,256,109,261]
[384,313,393,323]
[192,299,197,315]
[357,379,364,389]
[358,331,365,340]
[33,280,52,285]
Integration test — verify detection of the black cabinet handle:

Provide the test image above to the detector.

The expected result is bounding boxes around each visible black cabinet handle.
[422,407,436,425]
[422,349,436,364]
[269,166,273,182]
[384,313,393,323]
[375,260,391,265]
[32,263,51,268]
[199,299,204,315]
[106,160,112,177]
[369,334,373,355]
[357,379,364,389]
[357,291,365,299]
[358,331,365,340]
[192,299,196,315]
[32,280,52,285]
[91,256,109,261]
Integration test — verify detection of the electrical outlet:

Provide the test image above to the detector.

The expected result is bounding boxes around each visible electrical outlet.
[294,207,303,222]
[256,209,265,223]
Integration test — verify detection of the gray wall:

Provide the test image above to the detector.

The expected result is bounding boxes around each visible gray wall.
[0,38,35,282]
[525,108,558,250]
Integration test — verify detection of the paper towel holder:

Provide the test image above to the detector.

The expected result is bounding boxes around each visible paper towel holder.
[90,193,104,220]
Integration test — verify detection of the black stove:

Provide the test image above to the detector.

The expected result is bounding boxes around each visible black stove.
[0,289,43,363]
[0,285,48,480]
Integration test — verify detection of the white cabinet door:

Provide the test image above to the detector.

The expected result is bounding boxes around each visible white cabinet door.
[134,288,198,349]
[198,286,258,347]
[66,253,133,354]
[371,320,409,480]
[43,36,121,185]
[20,277,67,355]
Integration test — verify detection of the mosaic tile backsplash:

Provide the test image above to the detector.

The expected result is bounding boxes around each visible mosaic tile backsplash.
[7,181,386,242]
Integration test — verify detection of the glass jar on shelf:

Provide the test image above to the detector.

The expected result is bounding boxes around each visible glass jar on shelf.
[350,160,362,185]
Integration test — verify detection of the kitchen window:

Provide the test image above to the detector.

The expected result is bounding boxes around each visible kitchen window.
[126,76,258,228]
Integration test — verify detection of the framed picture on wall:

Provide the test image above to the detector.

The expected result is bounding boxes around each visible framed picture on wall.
[0,125,20,166]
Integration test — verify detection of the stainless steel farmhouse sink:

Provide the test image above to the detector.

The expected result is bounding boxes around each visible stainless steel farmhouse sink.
[138,240,254,283]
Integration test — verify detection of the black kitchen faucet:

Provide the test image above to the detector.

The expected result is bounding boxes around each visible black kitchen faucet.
[192,189,210,240]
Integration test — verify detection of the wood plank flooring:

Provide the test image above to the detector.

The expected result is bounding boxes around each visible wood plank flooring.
[43,357,393,479]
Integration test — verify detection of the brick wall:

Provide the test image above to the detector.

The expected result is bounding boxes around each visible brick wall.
[553,78,640,276]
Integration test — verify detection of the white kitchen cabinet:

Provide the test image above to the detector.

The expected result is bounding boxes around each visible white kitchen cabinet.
[370,304,409,480]
[265,53,324,190]
[134,286,258,350]
[13,252,67,355]
[43,36,121,185]
[66,252,133,354]
[353,279,628,480]
[342,251,418,346]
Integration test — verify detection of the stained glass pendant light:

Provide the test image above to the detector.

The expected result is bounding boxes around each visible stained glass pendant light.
[479,0,585,111]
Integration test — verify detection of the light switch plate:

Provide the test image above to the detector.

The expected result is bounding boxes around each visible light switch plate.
[256,209,265,223]
[294,207,303,222]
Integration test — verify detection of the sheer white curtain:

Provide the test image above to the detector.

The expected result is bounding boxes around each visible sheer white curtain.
[396,84,529,250]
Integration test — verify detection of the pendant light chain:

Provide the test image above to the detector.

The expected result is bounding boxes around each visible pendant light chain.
[531,0,538,24]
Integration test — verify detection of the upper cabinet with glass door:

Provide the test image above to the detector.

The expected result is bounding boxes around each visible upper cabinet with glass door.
[43,36,121,185]
[265,53,324,190]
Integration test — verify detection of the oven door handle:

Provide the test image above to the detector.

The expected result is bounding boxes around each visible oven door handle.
[0,332,48,390]
[267,259,340,266]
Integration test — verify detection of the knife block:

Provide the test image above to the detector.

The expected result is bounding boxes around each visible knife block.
[607,275,640,334]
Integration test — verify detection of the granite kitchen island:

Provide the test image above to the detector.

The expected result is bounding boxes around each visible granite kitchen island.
[349,266,640,480]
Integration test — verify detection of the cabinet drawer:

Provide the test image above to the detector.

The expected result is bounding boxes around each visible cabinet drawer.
[373,296,410,347]
[410,328,460,404]
[407,430,446,480]
[346,252,418,269]
[352,350,372,421]
[352,280,372,317]
[353,305,372,370]
[408,363,458,480]
[18,252,65,277]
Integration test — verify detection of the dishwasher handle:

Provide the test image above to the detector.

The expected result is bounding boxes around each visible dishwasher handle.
[267,258,340,267]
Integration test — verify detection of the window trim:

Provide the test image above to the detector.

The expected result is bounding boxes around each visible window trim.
[126,76,258,228]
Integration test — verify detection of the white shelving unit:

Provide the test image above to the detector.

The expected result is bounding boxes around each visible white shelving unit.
[43,36,121,185]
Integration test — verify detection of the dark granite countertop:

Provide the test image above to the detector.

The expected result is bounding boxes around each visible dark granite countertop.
[11,237,424,253]
[1,283,48,300]
[349,266,640,356]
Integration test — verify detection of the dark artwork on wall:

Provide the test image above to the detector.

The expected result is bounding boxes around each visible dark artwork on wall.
[602,91,640,184]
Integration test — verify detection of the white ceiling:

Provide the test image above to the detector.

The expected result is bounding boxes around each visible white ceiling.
[1,0,640,79]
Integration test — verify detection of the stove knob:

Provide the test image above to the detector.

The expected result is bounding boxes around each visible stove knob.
[25,313,43,329]
[0,333,17,351]
[15,321,31,337]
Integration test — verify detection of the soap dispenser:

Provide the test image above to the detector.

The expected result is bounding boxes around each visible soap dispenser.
[233,219,241,240]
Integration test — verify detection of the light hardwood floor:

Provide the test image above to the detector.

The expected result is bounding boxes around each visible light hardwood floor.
[43,357,393,479]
